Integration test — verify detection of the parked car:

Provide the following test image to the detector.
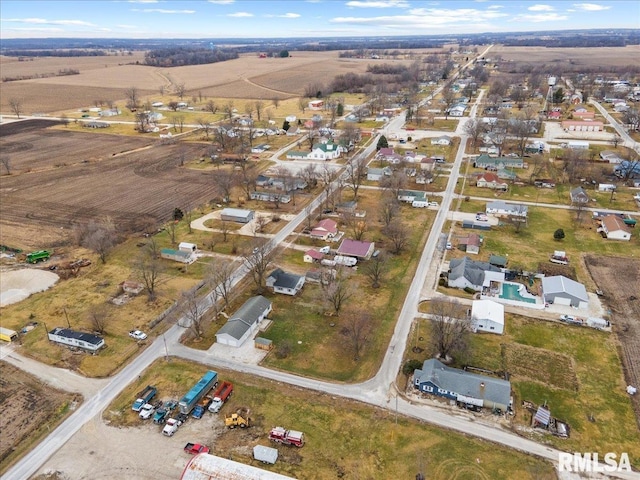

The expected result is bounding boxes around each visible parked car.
[129,330,147,340]
[446,242,452,250]
[429,201,439,207]
[475,213,488,222]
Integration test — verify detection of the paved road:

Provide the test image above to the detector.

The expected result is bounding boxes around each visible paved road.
[590,99,639,153]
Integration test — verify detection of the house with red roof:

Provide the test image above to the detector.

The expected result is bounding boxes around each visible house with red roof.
[303,249,324,263]
[476,172,508,191]
[310,218,338,240]
[600,215,632,241]
[337,239,375,260]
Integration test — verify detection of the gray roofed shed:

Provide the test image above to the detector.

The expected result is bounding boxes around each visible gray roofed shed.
[541,275,589,308]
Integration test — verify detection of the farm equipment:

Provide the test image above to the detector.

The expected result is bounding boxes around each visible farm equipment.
[208,381,233,413]
[549,251,569,265]
[26,250,51,264]
[225,407,250,428]
[268,426,305,447]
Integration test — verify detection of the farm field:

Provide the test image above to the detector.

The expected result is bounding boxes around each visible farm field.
[88,358,555,480]
[0,50,412,115]
[0,362,81,475]
[585,255,640,426]
[0,120,219,248]
[492,45,640,70]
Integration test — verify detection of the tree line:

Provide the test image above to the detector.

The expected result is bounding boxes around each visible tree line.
[144,47,239,67]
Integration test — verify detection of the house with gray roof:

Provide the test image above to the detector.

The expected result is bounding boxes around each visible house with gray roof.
[48,327,105,352]
[448,257,500,291]
[541,275,589,309]
[474,154,524,169]
[414,358,511,411]
[570,186,589,205]
[485,200,528,218]
[215,296,272,347]
[266,268,305,296]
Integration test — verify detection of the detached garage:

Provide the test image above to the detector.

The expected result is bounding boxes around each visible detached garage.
[541,275,589,309]
[215,296,272,347]
[220,208,254,224]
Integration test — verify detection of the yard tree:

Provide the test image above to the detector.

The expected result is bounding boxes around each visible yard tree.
[168,101,179,112]
[298,162,318,192]
[175,83,187,100]
[9,98,24,118]
[76,217,118,264]
[345,155,367,199]
[363,251,387,288]
[125,86,139,110]
[298,97,307,113]
[342,212,368,241]
[611,133,622,149]
[341,307,372,361]
[381,170,408,200]
[340,123,361,150]
[376,135,389,151]
[323,267,353,316]
[180,287,205,338]
[238,162,258,201]
[134,239,165,301]
[173,208,184,222]
[510,118,533,158]
[244,240,273,294]
[379,192,399,228]
[272,96,280,109]
[622,108,639,132]
[430,298,471,362]
[223,101,235,120]
[88,304,109,334]
[135,111,152,133]
[212,169,236,203]
[197,118,213,140]
[254,100,264,121]
[463,118,485,151]
[384,218,409,254]
[554,228,565,241]
[552,87,565,105]
[207,259,236,311]
[205,100,218,114]
[441,85,457,120]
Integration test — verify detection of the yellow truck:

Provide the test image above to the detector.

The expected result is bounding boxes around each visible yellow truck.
[224,408,250,428]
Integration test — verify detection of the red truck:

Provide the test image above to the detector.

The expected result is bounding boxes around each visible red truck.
[208,381,233,413]
[184,443,210,455]
[269,426,305,447]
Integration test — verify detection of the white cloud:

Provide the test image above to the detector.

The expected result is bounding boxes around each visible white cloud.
[515,12,568,22]
[228,11,254,17]
[265,13,301,18]
[132,8,196,13]
[528,4,554,11]
[572,3,611,11]
[346,1,410,8]
[128,0,158,3]
[1,17,96,26]
[488,5,503,9]
[208,0,235,4]
[332,7,508,28]
[116,24,139,29]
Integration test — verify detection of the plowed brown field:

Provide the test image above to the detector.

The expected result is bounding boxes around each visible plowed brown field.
[585,255,640,426]
[0,120,220,249]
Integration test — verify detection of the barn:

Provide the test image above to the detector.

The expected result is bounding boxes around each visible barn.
[220,208,255,224]
[215,296,272,347]
[180,453,295,479]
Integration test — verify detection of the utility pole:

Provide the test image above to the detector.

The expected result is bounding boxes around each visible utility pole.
[163,334,170,361]
[63,307,71,329]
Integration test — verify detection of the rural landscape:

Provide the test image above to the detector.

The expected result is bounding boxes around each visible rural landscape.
[1,8,640,480]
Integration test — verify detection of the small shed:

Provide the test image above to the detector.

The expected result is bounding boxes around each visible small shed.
[253,445,278,464]
[489,255,508,268]
[220,208,255,224]
[254,337,273,351]
[178,242,197,253]
[160,248,195,264]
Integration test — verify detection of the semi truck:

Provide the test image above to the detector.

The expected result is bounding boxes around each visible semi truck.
[208,381,233,413]
[178,370,218,415]
[268,426,305,447]
[132,385,157,412]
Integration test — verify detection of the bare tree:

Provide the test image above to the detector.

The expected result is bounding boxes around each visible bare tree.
[298,163,318,192]
[380,170,407,200]
[384,218,409,254]
[220,219,230,243]
[212,169,236,203]
[323,267,353,316]
[379,193,399,228]
[88,305,109,334]
[341,308,372,361]
[340,123,361,150]
[463,118,485,151]
[510,118,533,158]
[272,96,280,109]
[125,87,139,110]
[342,212,368,241]
[254,100,264,121]
[197,118,213,140]
[180,287,205,338]
[76,217,117,264]
[159,85,165,96]
[238,162,258,201]
[253,214,268,235]
[0,155,11,175]
[175,83,187,100]
[8,98,24,118]
[134,239,165,301]
[346,155,367,199]
[207,259,235,311]
[244,241,273,294]
[224,101,235,120]
[205,100,218,115]
[430,298,470,362]
[610,133,622,149]
[363,251,387,288]
[441,86,457,120]
[135,111,152,133]
[59,113,70,128]
[298,97,307,113]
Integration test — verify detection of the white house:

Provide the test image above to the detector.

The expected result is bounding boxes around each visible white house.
[266,268,305,296]
[307,142,344,161]
[215,296,272,347]
[431,135,452,146]
[541,276,589,309]
[367,166,392,181]
[448,105,467,117]
[448,257,501,291]
[485,201,528,218]
[471,300,504,335]
[48,327,105,352]
[600,215,632,241]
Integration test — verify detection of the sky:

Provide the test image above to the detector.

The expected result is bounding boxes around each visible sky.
[0,0,638,39]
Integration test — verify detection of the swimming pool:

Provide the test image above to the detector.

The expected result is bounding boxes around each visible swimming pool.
[500,283,537,304]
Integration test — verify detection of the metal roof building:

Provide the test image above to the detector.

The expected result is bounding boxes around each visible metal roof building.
[215,296,272,347]
[180,453,295,480]
[541,275,589,309]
